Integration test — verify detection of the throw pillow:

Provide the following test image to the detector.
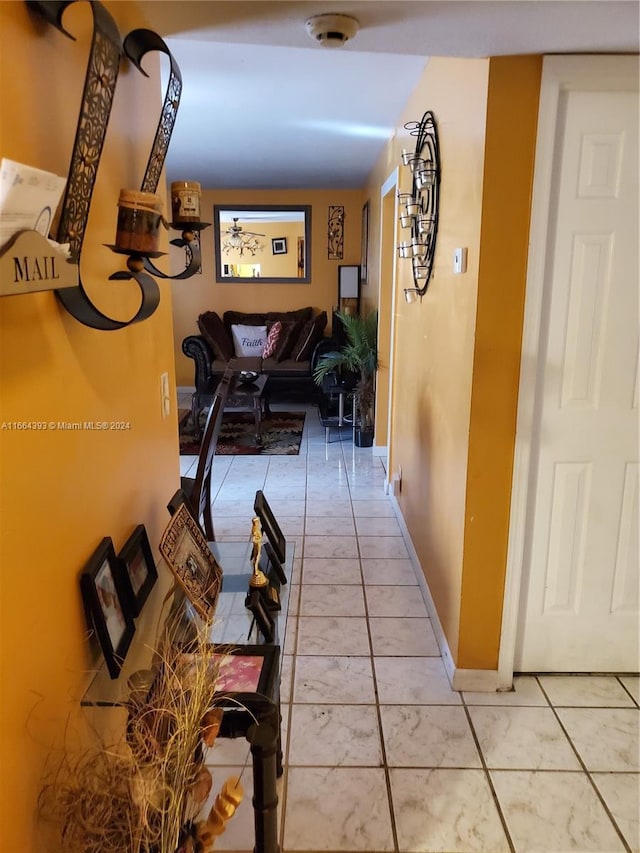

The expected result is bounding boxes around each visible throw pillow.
[272,320,300,362]
[231,324,267,357]
[197,311,234,362]
[262,320,282,358]
[291,311,328,362]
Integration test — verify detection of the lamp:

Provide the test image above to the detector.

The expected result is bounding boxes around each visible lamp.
[396,110,441,304]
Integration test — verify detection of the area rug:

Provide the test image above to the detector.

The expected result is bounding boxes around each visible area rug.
[178,409,305,456]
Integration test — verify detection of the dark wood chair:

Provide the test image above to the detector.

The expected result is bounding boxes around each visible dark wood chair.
[179,368,231,540]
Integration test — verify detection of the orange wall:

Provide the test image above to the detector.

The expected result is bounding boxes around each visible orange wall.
[459,56,542,668]
[171,188,364,385]
[365,56,541,670]
[0,3,179,849]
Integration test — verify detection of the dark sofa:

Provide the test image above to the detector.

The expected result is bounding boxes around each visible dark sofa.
[182,306,330,406]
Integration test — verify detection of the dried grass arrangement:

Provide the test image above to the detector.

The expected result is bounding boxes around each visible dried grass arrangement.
[40,598,244,853]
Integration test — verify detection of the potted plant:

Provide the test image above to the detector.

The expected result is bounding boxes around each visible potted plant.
[313,311,378,447]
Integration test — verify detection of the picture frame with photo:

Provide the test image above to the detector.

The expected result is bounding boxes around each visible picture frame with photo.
[159,503,223,623]
[262,540,287,586]
[117,524,158,617]
[246,587,275,643]
[80,537,136,679]
[271,237,287,255]
[254,489,286,564]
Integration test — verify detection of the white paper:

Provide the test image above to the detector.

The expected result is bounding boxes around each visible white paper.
[0,158,67,250]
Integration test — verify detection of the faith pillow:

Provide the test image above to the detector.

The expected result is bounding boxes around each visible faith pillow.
[231,324,267,357]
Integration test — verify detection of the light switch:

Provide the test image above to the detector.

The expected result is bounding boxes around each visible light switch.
[160,371,170,418]
[453,247,468,274]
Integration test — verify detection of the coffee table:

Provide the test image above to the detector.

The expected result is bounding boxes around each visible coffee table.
[191,369,270,441]
[224,373,270,441]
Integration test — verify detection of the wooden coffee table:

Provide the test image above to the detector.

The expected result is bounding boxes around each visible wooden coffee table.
[224,373,270,441]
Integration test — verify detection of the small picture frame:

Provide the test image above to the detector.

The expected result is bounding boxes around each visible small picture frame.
[80,537,136,679]
[271,237,287,255]
[254,490,286,564]
[263,540,287,585]
[117,525,157,617]
[246,587,275,643]
[159,503,223,623]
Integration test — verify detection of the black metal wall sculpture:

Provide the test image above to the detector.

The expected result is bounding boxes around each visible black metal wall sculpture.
[327,205,344,260]
[20,0,201,330]
[398,110,441,302]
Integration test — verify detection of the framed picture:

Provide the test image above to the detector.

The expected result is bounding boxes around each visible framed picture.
[176,643,279,699]
[159,503,223,623]
[360,200,369,285]
[246,587,275,643]
[254,489,286,564]
[117,525,157,617]
[271,237,287,255]
[262,540,287,585]
[80,537,136,679]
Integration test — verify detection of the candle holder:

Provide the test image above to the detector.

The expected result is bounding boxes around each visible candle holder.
[27,5,194,331]
[396,111,441,302]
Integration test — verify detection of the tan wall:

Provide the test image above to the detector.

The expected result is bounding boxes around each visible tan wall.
[172,188,364,385]
[0,3,179,849]
[364,56,541,669]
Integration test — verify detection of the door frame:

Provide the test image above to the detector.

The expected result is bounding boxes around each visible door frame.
[376,167,400,463]
[498,55,639,686]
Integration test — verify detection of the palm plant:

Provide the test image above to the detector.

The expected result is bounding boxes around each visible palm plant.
[313,311,378,431]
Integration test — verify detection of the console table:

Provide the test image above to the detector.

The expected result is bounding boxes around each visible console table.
[82,540,294,853]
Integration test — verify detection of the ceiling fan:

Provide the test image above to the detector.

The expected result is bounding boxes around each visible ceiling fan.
[221,217,265,257]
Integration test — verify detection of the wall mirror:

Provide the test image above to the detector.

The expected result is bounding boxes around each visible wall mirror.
[213,204,311,283]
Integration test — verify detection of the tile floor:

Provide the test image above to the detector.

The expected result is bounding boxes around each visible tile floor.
[179,398,640,853]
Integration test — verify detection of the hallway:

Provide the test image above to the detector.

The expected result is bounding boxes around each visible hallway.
[180,402,639,853]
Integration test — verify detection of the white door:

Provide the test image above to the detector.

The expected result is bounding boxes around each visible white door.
[514,60,639,672]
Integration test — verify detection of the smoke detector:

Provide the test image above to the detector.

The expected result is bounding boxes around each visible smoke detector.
[305,13,359,48]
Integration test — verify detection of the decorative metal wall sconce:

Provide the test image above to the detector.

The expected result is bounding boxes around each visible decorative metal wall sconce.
[328,205,344,260]
[397,111,440,303]
[7,1,205,330]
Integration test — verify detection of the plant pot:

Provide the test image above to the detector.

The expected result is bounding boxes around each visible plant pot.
[354,426,374,447]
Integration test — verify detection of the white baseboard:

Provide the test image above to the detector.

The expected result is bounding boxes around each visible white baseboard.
[177,385,195,395]
[451,668,500,692]
[372,443,388,457]
[390,493,503,694]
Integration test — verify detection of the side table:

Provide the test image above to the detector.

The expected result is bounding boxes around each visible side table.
[318,382,356,443]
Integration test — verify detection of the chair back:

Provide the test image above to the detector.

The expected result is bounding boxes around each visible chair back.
[190,368,232,539]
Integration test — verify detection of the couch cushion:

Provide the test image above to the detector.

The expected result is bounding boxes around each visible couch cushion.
[291,311,328,362]
[223,307,313,331]
[231,324,267,357]
[262,320,282,358]
[273,319,300,362]
[197,311,234,362]
[262,357,311,375]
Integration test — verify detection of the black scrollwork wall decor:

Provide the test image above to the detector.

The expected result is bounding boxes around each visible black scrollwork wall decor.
[397,110,440,303]
[327,205,344,260]
[18,1,204,330]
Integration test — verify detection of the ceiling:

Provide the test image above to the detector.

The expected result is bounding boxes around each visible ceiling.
[143,1,639,189]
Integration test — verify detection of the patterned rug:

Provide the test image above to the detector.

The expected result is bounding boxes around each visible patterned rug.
[179,409,305,456]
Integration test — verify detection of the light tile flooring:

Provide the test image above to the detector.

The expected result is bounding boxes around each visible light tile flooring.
[179,399,640,853]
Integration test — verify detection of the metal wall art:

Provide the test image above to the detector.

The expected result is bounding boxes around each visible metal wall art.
[397,110,441,303]
[327,205,344,260]
[19,1,204,330]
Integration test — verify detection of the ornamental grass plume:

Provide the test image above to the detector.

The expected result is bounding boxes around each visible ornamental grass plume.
[39,602,232,853]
